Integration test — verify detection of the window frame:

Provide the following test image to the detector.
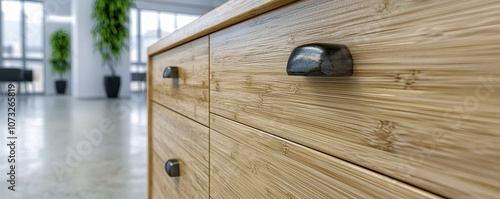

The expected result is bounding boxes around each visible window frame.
[130,7,200,72]
[1,0,45,93]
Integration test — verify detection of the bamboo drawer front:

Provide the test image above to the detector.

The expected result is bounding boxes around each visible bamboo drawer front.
[210,0,500,198]
[148,0,500,198]
[151,36,209,125]
[210,114,440,199]
[150,103,209,199]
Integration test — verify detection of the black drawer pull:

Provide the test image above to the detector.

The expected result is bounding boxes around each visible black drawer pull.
[165,159,180,177]
[287,43,353,76]
[163,66,179,78]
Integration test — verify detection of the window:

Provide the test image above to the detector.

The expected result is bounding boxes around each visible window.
[176,13,199,29]
[140,10,159,63]
[159,13,174,38]
[24,2,43,59]
[130,9,138,63]
[2,1,22,58]
[1,0,44,93]
[2,60,22,68]
[25,60,43,92]
[129,8,200,91]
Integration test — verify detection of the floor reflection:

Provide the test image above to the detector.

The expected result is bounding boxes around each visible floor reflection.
[0,93,148,199]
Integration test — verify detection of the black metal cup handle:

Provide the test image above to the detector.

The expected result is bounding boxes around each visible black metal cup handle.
[287,43,353,76]
[163,66,179,78]
[165,159,180,177]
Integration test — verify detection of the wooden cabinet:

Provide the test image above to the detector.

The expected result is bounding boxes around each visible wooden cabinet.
[150,103,209,199]
[209,0,500,197]
[150,36,209,125]
[149,36,210,199]
[210,114,440,199]
[148,0,500,198]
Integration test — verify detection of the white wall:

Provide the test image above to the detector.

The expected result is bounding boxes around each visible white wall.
[71,0,131,98]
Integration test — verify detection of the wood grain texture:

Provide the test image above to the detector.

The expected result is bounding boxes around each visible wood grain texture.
[147,56,153,199]
[210,0,500,198]
[210,114,440,199]
[147,0,297,56]
[150,103,209,199]
[151,36,209,125]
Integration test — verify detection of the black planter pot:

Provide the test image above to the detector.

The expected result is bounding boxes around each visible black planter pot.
[55,80,67,94]
[104,76,121,98]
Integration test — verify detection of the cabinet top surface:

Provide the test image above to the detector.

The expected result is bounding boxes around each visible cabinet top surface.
[147,0,297,56]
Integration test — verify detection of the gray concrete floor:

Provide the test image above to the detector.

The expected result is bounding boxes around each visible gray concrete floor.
[0,93,148,199]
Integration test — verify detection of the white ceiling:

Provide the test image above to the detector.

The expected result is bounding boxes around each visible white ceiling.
[42,0,227,17]
[136,0,226,8]
[135,0,227,15]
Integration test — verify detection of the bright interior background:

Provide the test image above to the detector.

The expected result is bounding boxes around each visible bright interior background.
[0,0,226,94]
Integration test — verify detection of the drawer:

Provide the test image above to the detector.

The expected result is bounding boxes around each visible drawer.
[150,103,209,199]
[210,114,440,198]
[210,0,500,198]
[151,36,209,125]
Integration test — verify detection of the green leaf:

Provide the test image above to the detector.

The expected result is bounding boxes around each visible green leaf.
[91,0,134,72]
[50,29,71,76]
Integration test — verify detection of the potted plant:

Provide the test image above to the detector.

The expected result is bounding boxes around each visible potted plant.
[91,0,134,98]
[49,29,71,94]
